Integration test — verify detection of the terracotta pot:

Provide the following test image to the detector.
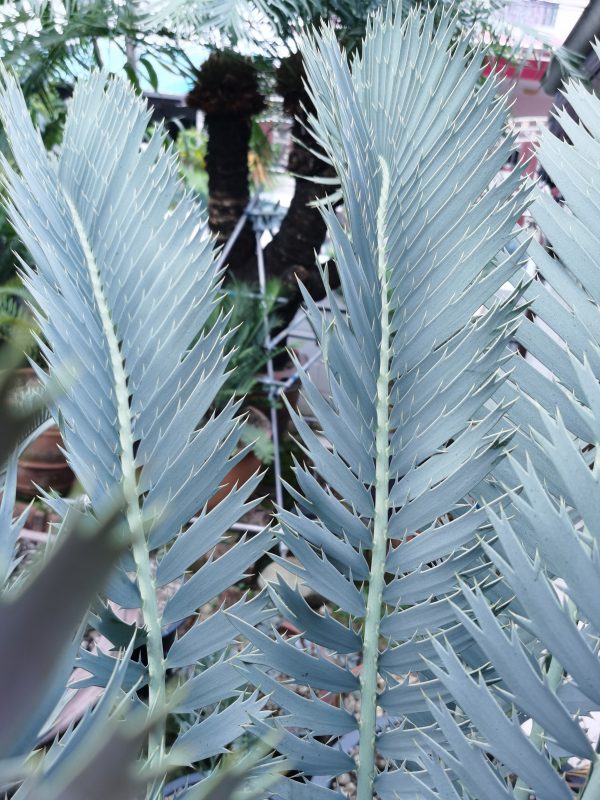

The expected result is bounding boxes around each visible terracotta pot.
[17,425,75,498]
[206,405,270,511]
[13,368,75,499]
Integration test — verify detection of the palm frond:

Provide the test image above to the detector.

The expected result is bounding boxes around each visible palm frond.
[0,66,272,792]
[0,0,190,101]
[420,50,600,800]
[234,7,531,798]
[141,0,322,43]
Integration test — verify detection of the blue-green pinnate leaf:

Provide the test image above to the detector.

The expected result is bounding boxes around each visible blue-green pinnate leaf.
[267,578,361,654]
[427,642,573,799]
[166,591,272,669]
[169,695,267,766]
[243,6,531,791]
[163,529,274,626]
[238,665,357,736]
[0,63,272,787]
[453,584,593,759]
[421,702,515,800]
[232,617,359,694]
[0,508,125,757]
[486,511,600,708]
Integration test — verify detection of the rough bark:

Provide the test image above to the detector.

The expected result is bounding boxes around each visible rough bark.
[247,53,339,330]
[262,111,336,305]
[203,111,256,271]
[186,52,265,277]
[188,51,339,321]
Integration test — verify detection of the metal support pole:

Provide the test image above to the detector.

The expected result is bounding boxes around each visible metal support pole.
[215,195,260,271]
[217,193,327,549]
[255,227,284,512]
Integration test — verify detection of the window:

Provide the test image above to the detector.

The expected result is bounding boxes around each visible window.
[506,0,559,29]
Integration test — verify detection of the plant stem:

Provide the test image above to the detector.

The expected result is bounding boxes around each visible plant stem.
[65,195,166,779]
[356,157,391,800]
[92,38,104,69]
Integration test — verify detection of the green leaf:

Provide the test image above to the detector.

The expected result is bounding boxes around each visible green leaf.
[139,57,159,92]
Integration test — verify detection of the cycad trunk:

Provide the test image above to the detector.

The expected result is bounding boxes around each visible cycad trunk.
[257,52,338,329]
[204,111,256,272]
[261,105,337,326]
[186,52,265,277]
[197,53,337,319]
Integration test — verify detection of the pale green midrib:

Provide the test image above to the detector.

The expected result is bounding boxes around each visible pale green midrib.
[63,192,166,768]
[356,156,391,800]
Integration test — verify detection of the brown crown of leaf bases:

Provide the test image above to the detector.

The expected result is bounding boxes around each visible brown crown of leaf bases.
[187,51,266,117]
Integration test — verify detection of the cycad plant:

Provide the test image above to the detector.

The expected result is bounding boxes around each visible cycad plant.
[418,52,600,799]
[234,7,534,799]
[3,3,600,799]
[0,65,272,796]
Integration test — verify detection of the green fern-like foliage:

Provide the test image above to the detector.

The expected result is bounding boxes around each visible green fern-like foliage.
[148,0,514,55]
[0,294,31,343]
[210,278,283,409]
[0,289,40,361]
[145,0,325,42]
[0,0,187,101]
[419,52,600,800]
[234,8,531,799]
[0,67,273,796]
